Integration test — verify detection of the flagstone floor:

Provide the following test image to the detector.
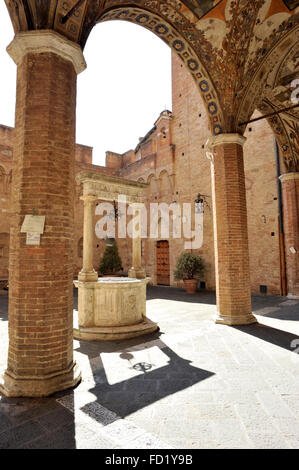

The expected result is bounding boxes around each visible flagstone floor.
[0,286,299,449]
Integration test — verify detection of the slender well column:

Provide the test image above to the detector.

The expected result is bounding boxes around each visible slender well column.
[0,31,86,397]
[78,195,98,282]
[206,134,257,325]
[128,203,146,279]
[279,172,299,299]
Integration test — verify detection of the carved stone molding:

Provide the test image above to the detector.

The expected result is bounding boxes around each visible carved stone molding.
[279,172,299,183]
[206,133,247,150]
[7,30,86,75]
[77,171,149,203]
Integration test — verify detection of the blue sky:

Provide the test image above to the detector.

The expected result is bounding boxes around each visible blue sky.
[0,3,172,166]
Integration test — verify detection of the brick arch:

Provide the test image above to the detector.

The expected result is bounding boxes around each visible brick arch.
[158,169,171,196]
[147,173,157,196]
[236,26,298,136]
[93,5,225,136]
[258,101,299,173]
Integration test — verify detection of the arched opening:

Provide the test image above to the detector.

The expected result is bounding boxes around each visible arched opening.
[85,4,224,137]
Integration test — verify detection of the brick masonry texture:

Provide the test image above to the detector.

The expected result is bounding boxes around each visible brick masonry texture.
[280,176,299,297]
[0,53,290,296]
[6,52,77,378]
[210,141,252,317]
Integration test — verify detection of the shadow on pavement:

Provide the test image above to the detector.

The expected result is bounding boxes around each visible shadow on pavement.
[76,334,215,419]
[233,322,299,351]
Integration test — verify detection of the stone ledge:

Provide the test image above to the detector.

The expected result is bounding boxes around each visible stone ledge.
[74,316,159,341]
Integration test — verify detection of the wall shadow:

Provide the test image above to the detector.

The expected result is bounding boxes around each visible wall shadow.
[146,285,216,305]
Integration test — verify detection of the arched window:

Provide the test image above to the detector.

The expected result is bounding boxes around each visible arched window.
[147,174,156,195]
[160,127,167,141]
[159,170,169,195]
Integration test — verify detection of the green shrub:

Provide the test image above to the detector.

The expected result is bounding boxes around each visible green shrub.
[99,240,123,275]
[174,252,204,280]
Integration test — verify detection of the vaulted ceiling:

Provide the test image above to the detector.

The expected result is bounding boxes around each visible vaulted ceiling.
[4,0,299,169]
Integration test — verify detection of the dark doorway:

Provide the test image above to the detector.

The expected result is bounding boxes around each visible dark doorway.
[156,240,170,285]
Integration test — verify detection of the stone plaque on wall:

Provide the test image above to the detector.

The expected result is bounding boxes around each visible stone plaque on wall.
[21,215,45,234]
[26,233,41,246]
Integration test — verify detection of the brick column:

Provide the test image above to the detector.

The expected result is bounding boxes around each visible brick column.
[0,31,86,397]
[279,173,299,299]
[206,134,257,325]
[78,195,98,282]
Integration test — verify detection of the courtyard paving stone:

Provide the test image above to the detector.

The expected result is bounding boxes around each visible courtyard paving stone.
[0,286,299,449]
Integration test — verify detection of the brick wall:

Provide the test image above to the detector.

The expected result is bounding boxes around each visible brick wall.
[0,53,282,295]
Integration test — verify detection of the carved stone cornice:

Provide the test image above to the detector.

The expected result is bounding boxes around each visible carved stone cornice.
[7,30,86,75]
[77,171,149,204]
[206,134,247,150]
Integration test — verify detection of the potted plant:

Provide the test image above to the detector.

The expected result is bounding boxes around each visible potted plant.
[174,252,204,294]
[99,240,123,276]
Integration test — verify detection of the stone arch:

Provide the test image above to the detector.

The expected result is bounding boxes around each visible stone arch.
[88,4,225,136]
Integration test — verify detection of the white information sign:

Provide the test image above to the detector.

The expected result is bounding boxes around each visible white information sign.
[21,215,45,234]
[26,232,41,246]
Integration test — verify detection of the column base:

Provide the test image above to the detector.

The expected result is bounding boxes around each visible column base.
[215,312,258,326]
[0,361,81,398]
[74,318,158,341]
[78,270,98,282]
[128,267,146,279]
[287,294,299,300]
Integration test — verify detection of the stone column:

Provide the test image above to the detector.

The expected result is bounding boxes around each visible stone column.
[0,31,86,397]
[206,134,257,325]
[78,195,98,282]
[128,203,146,279]
[279,172,299,299]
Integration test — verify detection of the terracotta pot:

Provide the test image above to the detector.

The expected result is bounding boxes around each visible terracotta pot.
[183,279,198,294]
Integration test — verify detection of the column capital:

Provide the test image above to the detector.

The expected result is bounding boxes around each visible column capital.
[206,133,247,150]
[7,30,86,75]
[279,172,299,183]
[80,195,98,204]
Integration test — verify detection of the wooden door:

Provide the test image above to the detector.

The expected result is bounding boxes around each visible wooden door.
[156,240,170,285]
